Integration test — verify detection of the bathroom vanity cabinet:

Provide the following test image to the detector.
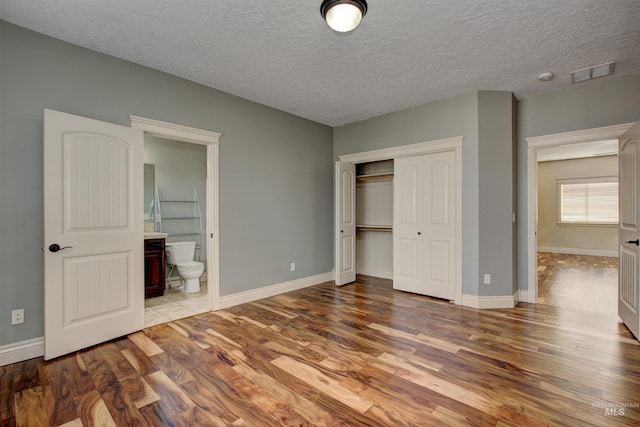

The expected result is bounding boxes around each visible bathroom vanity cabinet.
[144,238,166,298]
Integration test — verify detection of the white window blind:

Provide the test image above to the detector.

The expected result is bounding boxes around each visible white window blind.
[558,177,619,224]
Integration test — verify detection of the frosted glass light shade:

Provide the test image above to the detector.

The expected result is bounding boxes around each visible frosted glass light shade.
[320,0,368,33]
[326,4,362,32]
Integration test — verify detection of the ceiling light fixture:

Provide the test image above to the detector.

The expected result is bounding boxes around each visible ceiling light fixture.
[320,0,368,33]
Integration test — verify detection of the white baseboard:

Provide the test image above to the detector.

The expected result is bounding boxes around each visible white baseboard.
[518,289,532,304]
[356,267,393,280]
[0,272,333,366]
[537,246,618,257]
[462,292,517,309]
[220,271,334,309]
[0,337,44,367]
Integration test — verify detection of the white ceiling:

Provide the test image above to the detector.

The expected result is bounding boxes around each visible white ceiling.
[1,0,639,127]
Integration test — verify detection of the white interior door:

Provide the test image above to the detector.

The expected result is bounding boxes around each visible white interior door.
[393,152,456,300]
[619,121,640,339]
[335,161,356,285]
[44,109,144,360]
[393,156,423,293]
[422,151,456,300]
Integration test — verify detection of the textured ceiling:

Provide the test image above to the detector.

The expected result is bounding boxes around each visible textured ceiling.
[1,0,640,126]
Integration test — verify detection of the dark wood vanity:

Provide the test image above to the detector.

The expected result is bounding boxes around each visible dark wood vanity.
[144,238,166,298]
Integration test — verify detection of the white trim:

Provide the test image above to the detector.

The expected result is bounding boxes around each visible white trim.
[518,289,529,304]
[220,272,334,309]
[337,137,463,306]
[537,246,618,257]
[356,267,393,280]
[130,115,221,144]
[131,115,222,310]
[527,123,633,147]
[526,123,633,305]
[0,337,44,366]
[462,293,517,309]
[339,136,463,164]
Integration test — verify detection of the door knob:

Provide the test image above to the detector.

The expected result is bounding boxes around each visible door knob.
[417,232,422,235]
[625,239,640,246]
[48,244,73,253]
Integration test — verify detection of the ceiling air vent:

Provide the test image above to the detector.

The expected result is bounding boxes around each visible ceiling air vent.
[570,61,615,84]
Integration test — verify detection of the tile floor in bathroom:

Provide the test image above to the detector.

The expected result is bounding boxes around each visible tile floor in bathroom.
[144,279,209,327]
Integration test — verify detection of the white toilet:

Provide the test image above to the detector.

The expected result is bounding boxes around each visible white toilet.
[165,241,204,293]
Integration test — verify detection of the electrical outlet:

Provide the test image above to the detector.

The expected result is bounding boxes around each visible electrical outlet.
[11,309,24,325]
[290,262,296,272]
[483,274,491,285]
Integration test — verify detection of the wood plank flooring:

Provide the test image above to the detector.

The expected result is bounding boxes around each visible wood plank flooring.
[2,275,640,426]
[537,252,618,316]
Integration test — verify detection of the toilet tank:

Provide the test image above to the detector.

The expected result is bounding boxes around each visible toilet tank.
[165,241,196,265]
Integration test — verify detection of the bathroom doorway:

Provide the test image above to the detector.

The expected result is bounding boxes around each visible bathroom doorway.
[144,136,208,325]
[131,115,221,326]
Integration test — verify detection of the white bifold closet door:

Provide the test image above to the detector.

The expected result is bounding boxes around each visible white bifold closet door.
[393,151,456,300]
[335,161,356,286]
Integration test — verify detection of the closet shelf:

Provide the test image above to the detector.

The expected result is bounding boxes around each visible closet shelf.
[356,172,394,182]
[160,200,198,203]
[356,224,393,232]
[162,216,200,220]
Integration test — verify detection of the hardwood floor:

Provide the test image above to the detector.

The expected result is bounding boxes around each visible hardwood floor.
[2,275,640,426]
[537,252,618,316]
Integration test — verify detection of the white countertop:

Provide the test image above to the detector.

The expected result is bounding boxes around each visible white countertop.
[144,232,168,239]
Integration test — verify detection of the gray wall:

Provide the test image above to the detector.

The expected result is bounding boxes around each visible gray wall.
[477,92,517,296]
[517,75,640,289]
[334,92,482,295]
[334,91,517,298]
[0,21,333,347]
[144,136,207,263]
[537,156,618,254]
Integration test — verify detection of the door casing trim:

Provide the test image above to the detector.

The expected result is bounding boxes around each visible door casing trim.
[525,123,633,304]
[130,115,222,310]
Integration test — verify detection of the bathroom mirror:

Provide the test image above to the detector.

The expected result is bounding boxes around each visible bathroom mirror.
[144,163,155,220]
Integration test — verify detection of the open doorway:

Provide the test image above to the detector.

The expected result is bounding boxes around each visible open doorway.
[521,124,630,315]
[536,141,619,315]
[143,136,209,326]
[131,115,221,326]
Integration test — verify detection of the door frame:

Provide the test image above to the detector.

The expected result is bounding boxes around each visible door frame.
[130,116,222,310]
[337,136,463,305]
[525,123,633,304]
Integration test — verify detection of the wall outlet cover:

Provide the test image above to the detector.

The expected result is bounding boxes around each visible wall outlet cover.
[11,309,24,325]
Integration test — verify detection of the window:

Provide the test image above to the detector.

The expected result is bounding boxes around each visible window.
[558,177,619,224]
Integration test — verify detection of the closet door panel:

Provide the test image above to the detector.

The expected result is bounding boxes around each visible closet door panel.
[422,151,456,300]
[335,161,356,285]
[393,156,423,293]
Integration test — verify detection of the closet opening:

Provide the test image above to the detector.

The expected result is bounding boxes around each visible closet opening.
[335,137,463,304]
[355,160,394,280]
